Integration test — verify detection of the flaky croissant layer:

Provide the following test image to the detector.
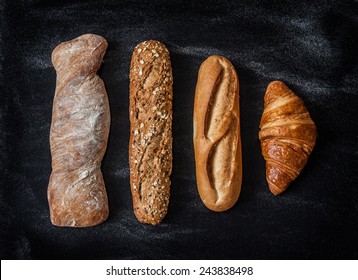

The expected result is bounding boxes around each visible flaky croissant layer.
[259,81,317,195]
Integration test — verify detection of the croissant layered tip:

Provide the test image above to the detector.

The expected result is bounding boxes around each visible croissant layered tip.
[267,181,286,196]
[268,80,285,88]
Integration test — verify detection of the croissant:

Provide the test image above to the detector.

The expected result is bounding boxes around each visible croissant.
[259,81,317,195]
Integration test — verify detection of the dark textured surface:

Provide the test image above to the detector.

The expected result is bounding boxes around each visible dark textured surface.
[0,0,357,259]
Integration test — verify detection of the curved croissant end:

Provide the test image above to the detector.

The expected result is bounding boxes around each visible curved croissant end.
[259,81,317,195]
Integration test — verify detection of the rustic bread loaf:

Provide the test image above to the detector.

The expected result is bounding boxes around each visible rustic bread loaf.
[48,34,110,227]
[129,40,173,225]
[193,55,242,212]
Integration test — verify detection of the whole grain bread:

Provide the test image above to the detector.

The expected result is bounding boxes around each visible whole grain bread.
[48,34,110,227]
[129,40,173,225]
[193,55,242,212]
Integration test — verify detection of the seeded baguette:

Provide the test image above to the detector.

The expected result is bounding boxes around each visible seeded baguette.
[129,40,173,225]
[193,55,242,212]
[48,34,110,227]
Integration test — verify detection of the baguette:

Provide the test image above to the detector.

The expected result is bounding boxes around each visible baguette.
[48,34,110,227]
[193,55,242,212]
[129,40,173,224]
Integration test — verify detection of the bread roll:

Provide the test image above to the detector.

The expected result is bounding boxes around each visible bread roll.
[48,34,110,227]
[129,40,173,225]
[193,55,242,212]
[259,81,317,195]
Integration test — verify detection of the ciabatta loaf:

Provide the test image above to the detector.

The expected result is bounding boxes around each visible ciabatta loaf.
[48,34,110,227]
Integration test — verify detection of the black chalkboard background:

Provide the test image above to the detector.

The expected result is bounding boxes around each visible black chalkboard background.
[1,0,357,259]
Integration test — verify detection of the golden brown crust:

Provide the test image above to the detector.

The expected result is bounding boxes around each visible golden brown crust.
[48,34,110,227]
[193,55,242,212]
[259,81,317,195]
[129,40,173,224]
